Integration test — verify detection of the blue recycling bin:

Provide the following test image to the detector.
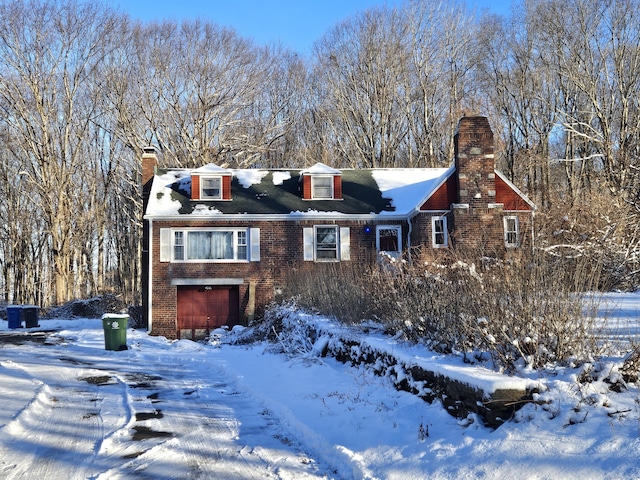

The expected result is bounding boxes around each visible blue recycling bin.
[6,306,23,329]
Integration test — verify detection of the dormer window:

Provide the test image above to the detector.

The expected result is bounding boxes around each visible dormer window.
[311,176,333,199]
[190,163,232,201]
[301,163,342,200]
[201,177,222,200]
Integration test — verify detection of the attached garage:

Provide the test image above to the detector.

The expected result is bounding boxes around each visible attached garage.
[174,280,242,340]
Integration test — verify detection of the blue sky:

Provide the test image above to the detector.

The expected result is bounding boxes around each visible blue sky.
[112,0,511,54]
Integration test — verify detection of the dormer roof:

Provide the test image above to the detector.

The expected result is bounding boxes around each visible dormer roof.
[300,162,342,175]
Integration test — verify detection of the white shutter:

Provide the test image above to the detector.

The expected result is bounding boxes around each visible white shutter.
[249,228,260,262]
[160,228,172,262]
[303,227,314,261]
[340,227,350,261]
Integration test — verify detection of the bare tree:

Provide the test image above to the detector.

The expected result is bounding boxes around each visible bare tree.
[475,3,556,207]
[312,7,410,168]
[0,0,123,304]
[537,0,640,204]
[404,0,478,167]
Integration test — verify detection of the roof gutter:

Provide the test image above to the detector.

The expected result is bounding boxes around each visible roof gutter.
[143,212,411,222]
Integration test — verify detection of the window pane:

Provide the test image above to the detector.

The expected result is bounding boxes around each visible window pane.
[187,231,233,259]
[237,231,247,260]
[174,231,184,260]
[379,228,399,252]
[316,226,337,259]
[434,219,445,245]
[202,177,221,199]
[312,177,332,198]
[432,217,447,246]
[505,218,518,245]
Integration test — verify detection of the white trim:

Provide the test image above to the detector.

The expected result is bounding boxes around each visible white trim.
[169,227,251,262]
[376,225,402,258]
[503,215,520,248]
[311,175,334,199]
[431,216,448,248]
[199,175,223,200]
[147,220,153,334]
[314,225,340,262]
[145,212,409,222]
[171,278,244,286]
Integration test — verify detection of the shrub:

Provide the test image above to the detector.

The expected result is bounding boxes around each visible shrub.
[284,250,605,371]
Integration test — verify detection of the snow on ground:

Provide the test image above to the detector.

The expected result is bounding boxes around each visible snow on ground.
[0,292,639,479]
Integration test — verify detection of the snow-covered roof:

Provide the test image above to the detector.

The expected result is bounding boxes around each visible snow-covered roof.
[144,165,453,219]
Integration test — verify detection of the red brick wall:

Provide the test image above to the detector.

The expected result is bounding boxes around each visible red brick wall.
[148,218,383,338]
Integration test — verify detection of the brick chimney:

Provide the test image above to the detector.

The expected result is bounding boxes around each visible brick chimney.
[454,116,496,207]
[451,116,502,254]
[142,147,158,190]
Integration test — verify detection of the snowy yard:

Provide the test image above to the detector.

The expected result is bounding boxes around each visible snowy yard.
[0,292,640,479]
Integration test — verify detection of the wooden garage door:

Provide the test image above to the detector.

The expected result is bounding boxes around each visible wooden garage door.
[176,285,239,340]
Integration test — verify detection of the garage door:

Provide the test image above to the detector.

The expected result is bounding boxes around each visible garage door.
[176,285,240,340]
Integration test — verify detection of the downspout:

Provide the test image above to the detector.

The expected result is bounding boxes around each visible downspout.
[531,210,536,255]
[147,219,153,334]
[407,213,414,264]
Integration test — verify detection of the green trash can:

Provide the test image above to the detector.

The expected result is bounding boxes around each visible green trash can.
[102,314,128,351]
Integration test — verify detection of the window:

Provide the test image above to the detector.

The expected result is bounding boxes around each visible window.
[432,216,448,248]
[311,176,333,199]
[504,216,519,247]
[174,231,184,260]
[303,226,350,261]
[201,177,222,199]
[162,228,259,262]
[316,226,338,259]
[377,226,401,258]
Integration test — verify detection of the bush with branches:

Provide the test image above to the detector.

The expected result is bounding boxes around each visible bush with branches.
[284,250,606,371]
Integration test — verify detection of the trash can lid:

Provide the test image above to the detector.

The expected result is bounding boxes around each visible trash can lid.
[102,313,130,320]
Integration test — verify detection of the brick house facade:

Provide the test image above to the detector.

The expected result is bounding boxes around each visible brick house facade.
[142,116,535,339]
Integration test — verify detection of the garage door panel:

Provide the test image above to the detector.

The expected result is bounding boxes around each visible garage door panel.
[177,285,240,340]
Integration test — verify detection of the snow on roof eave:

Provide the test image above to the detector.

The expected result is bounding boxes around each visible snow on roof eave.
[410,163,456,214]
[495,170,537,210]
[300,162,342,175]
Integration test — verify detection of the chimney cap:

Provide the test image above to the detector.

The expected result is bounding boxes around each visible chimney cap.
[143,146,157,155]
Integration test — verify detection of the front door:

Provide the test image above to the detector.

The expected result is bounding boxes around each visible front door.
[176,285,240,340]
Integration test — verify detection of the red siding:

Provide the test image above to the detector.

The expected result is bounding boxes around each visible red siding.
[302,175,312,199]
[191,175,201,200]
[495,176,532,210]
[420,175,457,210]
[333,175,342,199]
[223,175,232,200]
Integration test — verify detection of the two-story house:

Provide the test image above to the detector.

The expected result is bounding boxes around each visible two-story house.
[142,116,535,339]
